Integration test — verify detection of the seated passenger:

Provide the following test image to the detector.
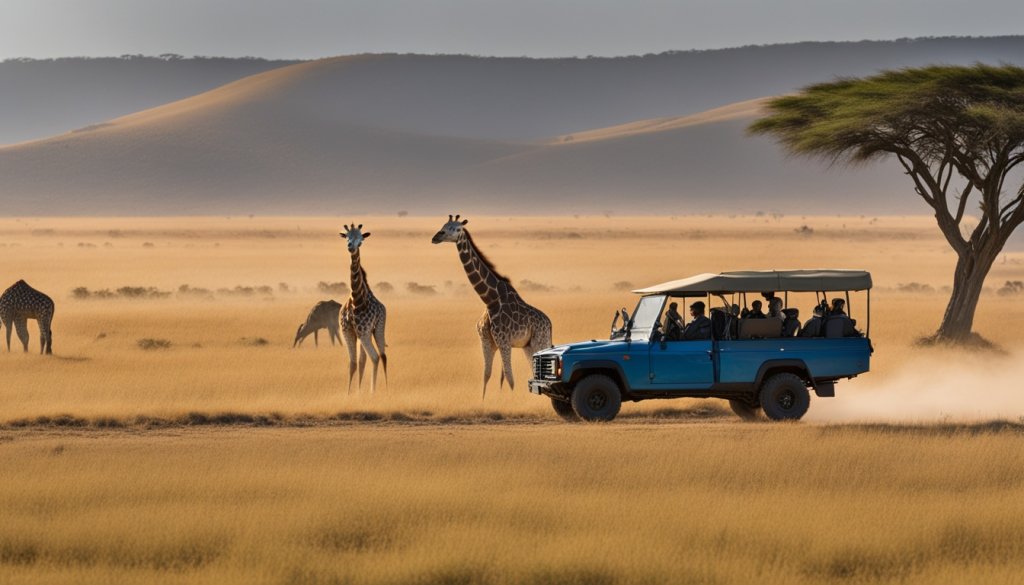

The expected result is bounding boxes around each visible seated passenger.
[830,298,848,316]
[782,308,801,337]
[768,298,785,321]
[682,301,713,340]
[663,302,684,340]
[800,305,825,337]
[823,299,862,338]
[744,300,766,319]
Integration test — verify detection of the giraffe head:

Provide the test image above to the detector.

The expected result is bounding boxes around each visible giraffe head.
[431,214,468,244]
[340,223,371,253]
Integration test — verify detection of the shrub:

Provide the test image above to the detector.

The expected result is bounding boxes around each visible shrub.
[177,284,214,299]
[137,338,171,350]
[240,337,269,347]
[406,282,437,296]
[998,281,1024,296]
[375,281,394,293]
[318,281,349,295]
[897,282,936,294]
[612,281,634,291]
[520,279,553,292]
[795,225,814,236]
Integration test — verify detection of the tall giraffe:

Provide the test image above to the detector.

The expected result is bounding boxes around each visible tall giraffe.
[432,215,552,397]
[339,224,388,393]
[0,280,55,354]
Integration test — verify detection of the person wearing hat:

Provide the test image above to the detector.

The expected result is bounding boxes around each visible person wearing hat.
[682,300,713,340]
[663,301,684,340]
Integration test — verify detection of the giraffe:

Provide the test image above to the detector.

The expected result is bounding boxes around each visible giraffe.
[339,223,388,393]
[0,280,55,355]
[432,215,552,397]
[293,299,343,348]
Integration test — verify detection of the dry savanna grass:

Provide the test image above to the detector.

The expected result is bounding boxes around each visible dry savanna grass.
[1,215,1024,584]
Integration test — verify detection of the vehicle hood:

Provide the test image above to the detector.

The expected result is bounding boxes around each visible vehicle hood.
[537,340,628,356]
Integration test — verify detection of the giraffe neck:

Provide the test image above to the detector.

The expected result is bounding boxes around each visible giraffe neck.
[457,230,515,307]
[349,248,372,309]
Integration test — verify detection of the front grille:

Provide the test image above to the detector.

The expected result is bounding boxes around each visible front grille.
[533,355,559,380]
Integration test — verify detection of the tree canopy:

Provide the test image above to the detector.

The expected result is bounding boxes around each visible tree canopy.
[750,64,1024,341]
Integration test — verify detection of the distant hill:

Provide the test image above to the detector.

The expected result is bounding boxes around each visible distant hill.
[6,37,1024,146]
[3,37,1024,216]
[0,56,299,145]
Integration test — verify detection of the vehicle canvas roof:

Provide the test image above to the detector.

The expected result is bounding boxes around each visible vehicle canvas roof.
[633,269,872,295]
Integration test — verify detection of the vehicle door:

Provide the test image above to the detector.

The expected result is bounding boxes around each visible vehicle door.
[649,338,715,388]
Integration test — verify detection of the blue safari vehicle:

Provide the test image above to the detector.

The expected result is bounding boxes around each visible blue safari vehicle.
[529,270,873,422]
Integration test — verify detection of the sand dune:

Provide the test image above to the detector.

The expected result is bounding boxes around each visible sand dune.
[0,62,912,216]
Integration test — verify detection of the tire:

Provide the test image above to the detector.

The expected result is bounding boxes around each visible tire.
[759,373,810,421]
[551,397,580,421]
[570,375,622,422]
[728,399,762,421]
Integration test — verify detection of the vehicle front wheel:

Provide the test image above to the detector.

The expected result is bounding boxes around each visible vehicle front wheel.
[570,375,622,422]
[550,397,580,421]
[728,399,762,421]
[759,373,810,421]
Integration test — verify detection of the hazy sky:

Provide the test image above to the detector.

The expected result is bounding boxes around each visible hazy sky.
[3,0,1023,59]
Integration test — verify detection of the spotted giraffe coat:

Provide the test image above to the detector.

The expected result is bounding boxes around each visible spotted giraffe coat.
[0,280,55,354]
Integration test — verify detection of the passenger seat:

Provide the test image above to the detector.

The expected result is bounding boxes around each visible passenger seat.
[738,318,783,339]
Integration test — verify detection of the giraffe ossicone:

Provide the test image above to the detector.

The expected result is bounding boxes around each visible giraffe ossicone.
[432,215,553,398]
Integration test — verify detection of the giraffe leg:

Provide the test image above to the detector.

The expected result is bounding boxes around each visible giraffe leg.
[42,315,53,355]
[359,333,381,393]
[358,346,367,388]
[373,316,388,388]
[3,318,11,352]
[14,319,30,353]
[313,329,319,348]
[478,317,497,399]
[498,344,515,391]
[342,323,358,393]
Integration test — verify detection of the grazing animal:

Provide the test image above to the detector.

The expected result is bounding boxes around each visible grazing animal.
[340,223,388,393]
[432,215,552,397]
[0,280,55,354]
[294,300,343,348]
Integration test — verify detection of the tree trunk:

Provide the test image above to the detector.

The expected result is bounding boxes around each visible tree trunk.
[935,250,998,341]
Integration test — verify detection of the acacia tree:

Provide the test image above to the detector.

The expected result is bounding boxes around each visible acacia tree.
[750,64,1024,343]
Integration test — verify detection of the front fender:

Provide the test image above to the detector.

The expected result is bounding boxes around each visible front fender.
[567,360,633,393]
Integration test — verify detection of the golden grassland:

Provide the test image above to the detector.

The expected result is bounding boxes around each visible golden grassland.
[1,214,1023,420]
[3,425,1024,585]
[1,216,1024,584]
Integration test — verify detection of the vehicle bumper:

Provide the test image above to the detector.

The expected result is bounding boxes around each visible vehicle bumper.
[529,379,569,398]
[529,379,551,395]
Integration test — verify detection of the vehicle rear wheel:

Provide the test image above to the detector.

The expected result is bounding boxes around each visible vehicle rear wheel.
[570,375,622,422]
[550,397,580,421]
[728,399,761,421]
[759,373,810,421]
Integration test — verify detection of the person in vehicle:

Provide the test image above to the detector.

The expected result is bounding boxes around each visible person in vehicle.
[768,297,785,321]
[682,301,713,340]
[663,302,684,340]
[824,298,861,337]
[744,300,766,319]
[800,304,824,337]
[830,298,847,316]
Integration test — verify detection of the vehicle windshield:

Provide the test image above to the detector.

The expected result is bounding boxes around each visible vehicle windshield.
[627,295,666,341]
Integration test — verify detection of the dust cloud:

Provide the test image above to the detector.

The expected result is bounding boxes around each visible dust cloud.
[808,349,1024,422]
